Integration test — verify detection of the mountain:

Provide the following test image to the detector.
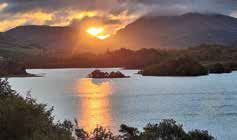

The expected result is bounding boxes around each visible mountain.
[0,32,32,48]
[4,13,237,54]
[107,13,237,49]
[5,25,108,54]
[0,32,41,57]
[5,25,72,49]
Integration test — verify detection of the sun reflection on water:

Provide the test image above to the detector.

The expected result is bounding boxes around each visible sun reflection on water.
[76,78,113,131]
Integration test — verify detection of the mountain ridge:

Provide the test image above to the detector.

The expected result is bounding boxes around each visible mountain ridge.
[107,13,237,49]
[1,12,237,53]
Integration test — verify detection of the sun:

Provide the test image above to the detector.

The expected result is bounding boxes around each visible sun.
[87,27,104,36]
[86,27,110,40]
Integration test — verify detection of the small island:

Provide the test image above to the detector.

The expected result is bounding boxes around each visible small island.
[139,56,208,76]
[88,70,130,78]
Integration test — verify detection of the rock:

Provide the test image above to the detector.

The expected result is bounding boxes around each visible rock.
[88,70,129,78]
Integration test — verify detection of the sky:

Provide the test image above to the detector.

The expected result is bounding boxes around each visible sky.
[0,0,237,34]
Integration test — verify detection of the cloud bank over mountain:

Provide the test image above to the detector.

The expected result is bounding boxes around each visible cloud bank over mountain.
[0,0,236,32]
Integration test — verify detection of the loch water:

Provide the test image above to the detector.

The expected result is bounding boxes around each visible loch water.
[8,68,237,140]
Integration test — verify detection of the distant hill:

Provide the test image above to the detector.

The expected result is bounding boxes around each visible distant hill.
[5,25,108,54]
[4,13,237,54]
[6,25,74,49]
[0,32,41,57]
[107,13,237,49]
[0,32,31,48]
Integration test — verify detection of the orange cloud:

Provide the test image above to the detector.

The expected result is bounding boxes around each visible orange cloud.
[0,18,26,31]
[0,3,8,11]
[0,11,53,31]
[108,10,140,33]
[0,8,139,35]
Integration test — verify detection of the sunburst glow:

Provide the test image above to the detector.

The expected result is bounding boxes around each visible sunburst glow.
[97,34,111,40]
[87,27,104,36]
[86,27,110,40]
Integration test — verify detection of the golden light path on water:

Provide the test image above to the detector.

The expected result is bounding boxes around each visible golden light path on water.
[76,78,113,131]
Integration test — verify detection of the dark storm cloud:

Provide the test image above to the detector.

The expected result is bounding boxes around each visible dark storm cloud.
[1,0,90,13]
[0,0,237,32]
[1,0,237,15]
[0,0,123,14]
[132,0,237,15]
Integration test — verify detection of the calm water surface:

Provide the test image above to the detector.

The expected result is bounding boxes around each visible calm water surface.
[8,68,237,140]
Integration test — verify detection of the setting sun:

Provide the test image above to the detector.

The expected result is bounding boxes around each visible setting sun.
[86,27,103,36]
[86,27,110,40]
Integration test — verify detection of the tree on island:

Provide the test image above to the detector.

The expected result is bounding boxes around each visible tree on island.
[88,70,129,78]
[208,63,232,74]
[140,55,208,76]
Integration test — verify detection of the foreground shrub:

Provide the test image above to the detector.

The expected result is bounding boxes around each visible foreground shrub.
[187,130,216,140]
[141,119,187,140]
[0,79,74,140]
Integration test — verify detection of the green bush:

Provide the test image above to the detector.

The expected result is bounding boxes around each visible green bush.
[115,120,216,140]
[0,79,74,140]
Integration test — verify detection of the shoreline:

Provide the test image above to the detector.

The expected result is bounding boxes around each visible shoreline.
[0,73,41,78]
